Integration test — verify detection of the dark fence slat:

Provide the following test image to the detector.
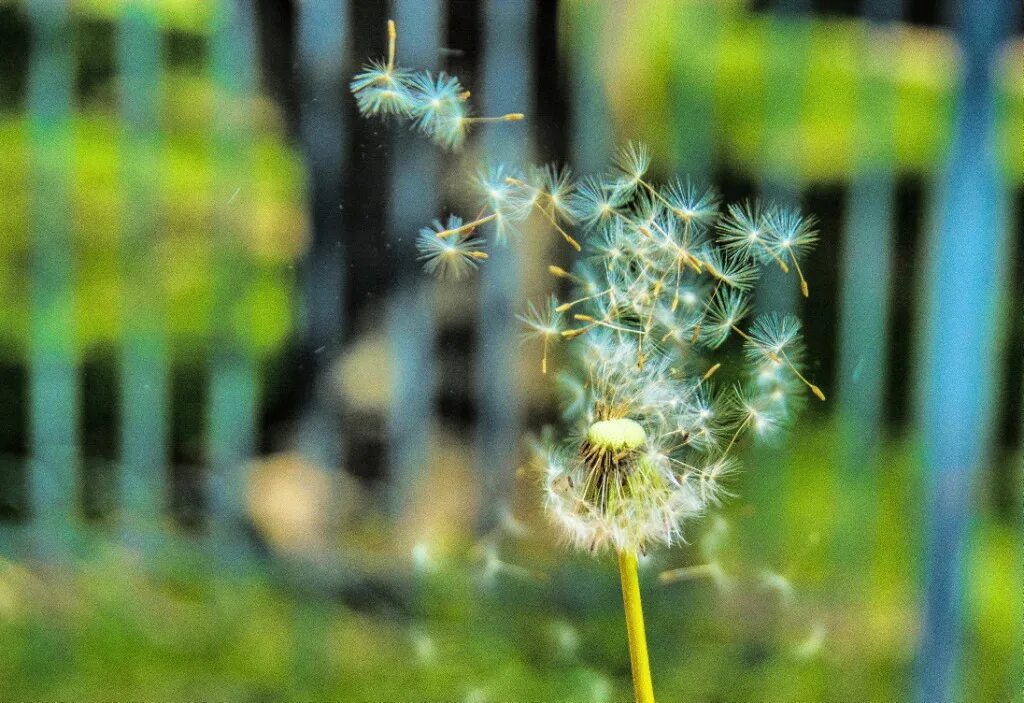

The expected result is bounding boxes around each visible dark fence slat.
[475,0,534,535]
[385,0,442,519]
[26,0,78,555]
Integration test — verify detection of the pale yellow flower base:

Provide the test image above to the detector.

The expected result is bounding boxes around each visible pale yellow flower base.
[618,550,656,703]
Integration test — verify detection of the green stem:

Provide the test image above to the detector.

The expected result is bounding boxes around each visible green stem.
[618,549,656,703]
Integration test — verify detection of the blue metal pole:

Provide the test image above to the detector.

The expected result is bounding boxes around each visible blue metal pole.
[917,1,1019,700]
[385,0,442,520]
[475,0,534,535]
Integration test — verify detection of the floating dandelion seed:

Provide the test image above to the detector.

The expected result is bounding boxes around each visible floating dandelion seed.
[351,20,524,150]
[416,216,488,280]
[350,21,416,118]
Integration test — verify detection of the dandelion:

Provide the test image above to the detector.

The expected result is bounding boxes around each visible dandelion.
[517,147,823,703]
[353,22,824,696]
[415,216,488,280]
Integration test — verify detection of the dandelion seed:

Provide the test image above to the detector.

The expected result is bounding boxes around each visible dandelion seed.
[416,216,488,280]
[407,70,469,147]
[517,295,564,374]
[701,289,750,348]
[718,201,790,272]
[572,176,627,229]
[612,141,651,198]
[534,163,579,222]
[767,207,818,297]
[661,178,720,226]
[351,59,417,117]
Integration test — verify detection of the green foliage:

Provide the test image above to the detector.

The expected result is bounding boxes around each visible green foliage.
[0,86,304,360]
[560,1,1020,182]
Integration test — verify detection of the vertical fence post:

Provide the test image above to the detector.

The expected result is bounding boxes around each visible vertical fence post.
[475,0,534,536]
[566,0,611,174]
[296,0,348,472]
[667,1,722,179]
[385,0,442,520]
[27,0,78,557]
[749,0,811,559]
[833,0,901,589]
[916,1,1019,700]
[117,3,167,540]
[292,2,349,690]
[208,0,260,558]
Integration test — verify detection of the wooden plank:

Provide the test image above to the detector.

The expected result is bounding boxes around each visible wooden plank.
[26,0,79,557]
[384,0,442,519]
[475,0,534,535]
[117,2,168,536]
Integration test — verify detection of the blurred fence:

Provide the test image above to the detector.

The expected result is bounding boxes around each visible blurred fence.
[0,0,1021,701]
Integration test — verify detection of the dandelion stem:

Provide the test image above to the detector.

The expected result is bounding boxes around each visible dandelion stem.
[437,213,497,238]
[464,113,525,123]
[386,19,397,72]
[618,550,656,703]
[788,249,810,297]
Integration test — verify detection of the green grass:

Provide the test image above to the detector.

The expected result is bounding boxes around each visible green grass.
[0,425,1016,701]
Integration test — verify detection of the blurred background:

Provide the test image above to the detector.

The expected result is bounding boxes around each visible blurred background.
[0,0,1021,700]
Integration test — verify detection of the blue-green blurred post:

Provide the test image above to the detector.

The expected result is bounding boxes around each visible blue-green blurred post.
[209,0,259,558]
[296,0,347,472]
[27,0,78,556]
[566,1,611,174]
[917,1,1018,700]
[749,0,811,558]
[385,0,441,520]
[667,1,722,179]
[833,0,901,588]
[293,2,349,689]
[118,4,167,539]
[475,0,533,535]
